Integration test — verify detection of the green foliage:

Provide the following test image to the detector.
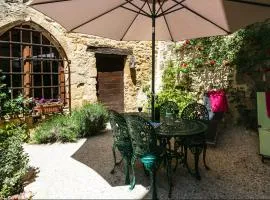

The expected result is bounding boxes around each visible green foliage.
[2,94,32,117]
[0,69,7,116]
[233,21,270,74]
[72,103,108,137]
[155,58,195,112]
[32,114,78,143]
[157,89,194,112]
[0,123,29,198]
[167,20,270,128]
[32,103,108,143]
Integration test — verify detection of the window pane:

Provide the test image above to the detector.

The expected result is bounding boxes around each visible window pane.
[33,74,41,86]
[11,29,20,42]
[0,59,10,73]
[22,30,30,43]
[43,61,51,72]
[13,89,23,98]
[33,61,41,73]
[44,88,52,99]
[52,48,59,59]
[12,59,22,72]
[12,44,21,58]
[32,45,41,57]
[33,88,42,99]
[4,74,10,87]
[0,43,9,57]
[53,74,59,85]
[53,87,59,99]
[42,46,50,56]
[52,61,59,72]
[1,32,9,41]
[43,75,51,86]
[12,74,22,87]
[42,35,50,45]
[32,31,40,44]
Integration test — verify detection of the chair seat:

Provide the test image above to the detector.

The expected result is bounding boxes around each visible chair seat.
[140,154,157,168]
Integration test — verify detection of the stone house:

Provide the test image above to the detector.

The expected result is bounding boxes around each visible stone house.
[0,0,173,113]
[2,1,270,127]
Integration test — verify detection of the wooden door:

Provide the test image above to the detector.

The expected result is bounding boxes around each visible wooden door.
[96,54,125,112]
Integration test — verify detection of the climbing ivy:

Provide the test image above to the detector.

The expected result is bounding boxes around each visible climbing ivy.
[157,19,270,127]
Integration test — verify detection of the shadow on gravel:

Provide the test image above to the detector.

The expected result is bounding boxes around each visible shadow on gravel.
[71,130,153,188]
[71,127,270,199]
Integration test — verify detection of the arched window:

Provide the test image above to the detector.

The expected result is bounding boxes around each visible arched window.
[0,22,70,107]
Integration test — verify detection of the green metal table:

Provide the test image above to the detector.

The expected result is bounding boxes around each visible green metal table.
[154,118,208,197]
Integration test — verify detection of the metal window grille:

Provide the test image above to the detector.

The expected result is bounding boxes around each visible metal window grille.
[0,23,71,111]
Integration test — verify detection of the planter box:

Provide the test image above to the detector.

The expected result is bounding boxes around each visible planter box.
[32,103,64,116]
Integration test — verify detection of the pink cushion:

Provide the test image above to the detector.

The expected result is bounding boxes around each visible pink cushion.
[208,90,228,112]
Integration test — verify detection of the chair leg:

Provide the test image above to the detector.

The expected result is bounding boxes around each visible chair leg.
[110,145,117,174]
[110,145,123,174]
[149,169,158,200]
[203,143,210,170]
[173,142,179,172]
[143,165,150,176]
[194,147,201,180]
[166,154,173,198]
[124,157,131,185]
[129,156,137,190]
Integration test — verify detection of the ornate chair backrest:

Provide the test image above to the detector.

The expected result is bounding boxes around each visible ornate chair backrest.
[125,115,157,157]
[108,110,132,151]
[160,101,179,117]
[181,103,209,121]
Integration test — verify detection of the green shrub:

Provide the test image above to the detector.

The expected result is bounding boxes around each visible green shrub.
[32,115,79,143]
[0,123,29,198]
[72,103,108,137]
[157,89,195,112]
[32,103,108,143]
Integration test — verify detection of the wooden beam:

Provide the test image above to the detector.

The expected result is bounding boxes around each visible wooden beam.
[87,46,133,55]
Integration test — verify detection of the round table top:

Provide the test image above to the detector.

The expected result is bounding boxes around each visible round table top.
[155,119,208,137]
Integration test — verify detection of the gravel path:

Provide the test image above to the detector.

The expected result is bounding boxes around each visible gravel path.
[23,138,148,199]
[24,125,270,199]
[72,125,270,199]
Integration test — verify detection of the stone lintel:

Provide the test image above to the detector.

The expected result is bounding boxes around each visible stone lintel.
[87,46,133,56]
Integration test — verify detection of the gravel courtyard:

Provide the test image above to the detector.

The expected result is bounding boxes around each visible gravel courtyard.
[72,125,270,199]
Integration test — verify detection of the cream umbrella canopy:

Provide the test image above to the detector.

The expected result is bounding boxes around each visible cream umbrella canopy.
[30,0,270,120]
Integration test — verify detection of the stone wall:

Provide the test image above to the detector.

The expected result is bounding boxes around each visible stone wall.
[2,0,264,126]
[0,0,163,112]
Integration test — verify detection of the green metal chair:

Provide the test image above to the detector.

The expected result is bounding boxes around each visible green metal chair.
[160,101,179,118]
[181,102,209,121]
[125,114,168,200]
[108,110,133,184]
[160,101,181,170]
[178,103,210,178]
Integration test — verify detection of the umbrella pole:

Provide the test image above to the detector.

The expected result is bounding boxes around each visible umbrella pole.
[151,0,156,122]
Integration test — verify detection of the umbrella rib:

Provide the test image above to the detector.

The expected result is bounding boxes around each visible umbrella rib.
[157,0,185,16]
[30,0,71,6]
[146,1,153,14]
[156,0,167,15]
[225,0,270,7]
[69,1,134,32]
[125,0,151,17]
[172,0,230,34]
[157,7,184,17]
[120,1,147,40]
[121,6,150,17]
[158,1,174,41]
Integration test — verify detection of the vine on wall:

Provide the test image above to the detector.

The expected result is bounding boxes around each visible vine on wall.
[158,19,270,128]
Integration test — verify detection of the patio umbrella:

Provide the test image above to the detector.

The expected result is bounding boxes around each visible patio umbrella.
[30,0,270,120]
